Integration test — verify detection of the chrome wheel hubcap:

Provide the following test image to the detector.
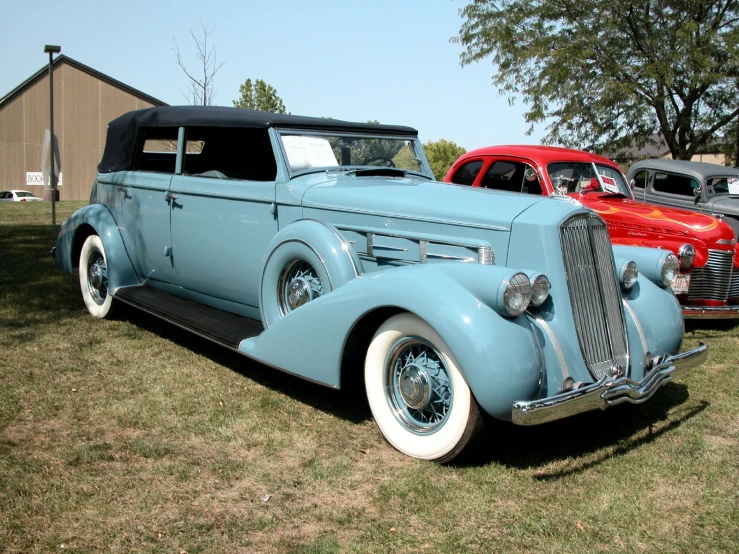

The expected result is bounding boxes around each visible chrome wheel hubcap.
[278,261,323,315]
[87,250,108,305]
[398,365,431,409]
[385,337,452,434]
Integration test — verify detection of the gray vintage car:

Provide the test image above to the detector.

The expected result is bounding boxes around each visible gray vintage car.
[627,159,739,228]
[53,106,706,462]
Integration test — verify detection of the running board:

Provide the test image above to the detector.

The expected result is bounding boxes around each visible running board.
[114,286,263,350]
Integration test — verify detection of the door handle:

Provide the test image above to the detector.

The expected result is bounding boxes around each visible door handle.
[165,192,179,201]
[118,187,127,193]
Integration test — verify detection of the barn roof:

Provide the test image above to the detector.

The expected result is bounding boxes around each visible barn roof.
[0,54,167,110]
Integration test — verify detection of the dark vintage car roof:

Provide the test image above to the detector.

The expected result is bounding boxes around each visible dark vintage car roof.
[99,106,419,173]
[627,159,739,181]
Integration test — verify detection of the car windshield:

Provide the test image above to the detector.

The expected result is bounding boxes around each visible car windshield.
[277,131,431,177]
[548,162,632,197]
[707,176,739,196]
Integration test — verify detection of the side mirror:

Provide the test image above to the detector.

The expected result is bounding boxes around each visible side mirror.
[693,185,702,197]
[629,178,636,188]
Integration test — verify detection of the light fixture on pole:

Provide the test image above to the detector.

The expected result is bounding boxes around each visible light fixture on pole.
[44,44,61,225]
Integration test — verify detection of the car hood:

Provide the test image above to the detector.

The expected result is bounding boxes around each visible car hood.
[301,174,546,229]
[706,195,739,218]
[573,193,732,240]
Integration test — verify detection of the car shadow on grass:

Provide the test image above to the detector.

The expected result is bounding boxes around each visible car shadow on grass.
[0,225,85,336]
[458,386,708,472]
[121,306,373,425]
[123,306,708,472]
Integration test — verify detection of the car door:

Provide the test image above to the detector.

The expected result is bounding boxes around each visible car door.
[645,170,703,212]
[169,126,279,311]
[99,127,180,286]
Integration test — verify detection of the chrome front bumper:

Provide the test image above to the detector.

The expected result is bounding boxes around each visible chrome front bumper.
[511,343,708,426]
[682,305,739,319]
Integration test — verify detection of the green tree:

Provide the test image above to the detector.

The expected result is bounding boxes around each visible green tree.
[392,146,419,169]
[454,0,739,160]
[424,139,466,180]
[233,79,287,113]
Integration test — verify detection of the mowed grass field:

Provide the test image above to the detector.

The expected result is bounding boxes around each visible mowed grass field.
[1,201,737,553]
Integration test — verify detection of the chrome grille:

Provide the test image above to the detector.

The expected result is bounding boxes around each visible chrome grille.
[560,215,628,380]
[687,249,733,301]
[730,273,739,300]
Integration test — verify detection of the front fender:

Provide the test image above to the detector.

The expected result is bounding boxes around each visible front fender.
[240,262,543,420]
[621,276,684,380]
[55,203,140,294]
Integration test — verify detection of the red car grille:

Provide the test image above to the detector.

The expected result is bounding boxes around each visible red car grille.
[688,250,734,302]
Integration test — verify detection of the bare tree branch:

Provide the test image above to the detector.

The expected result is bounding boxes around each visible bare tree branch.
[173,20,225,106]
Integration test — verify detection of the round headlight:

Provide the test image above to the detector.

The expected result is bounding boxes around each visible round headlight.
[503,273,533,317]
[530,274,551,307]
[678,244,695,269]
[621,261,638,290]
[660,253,680,287]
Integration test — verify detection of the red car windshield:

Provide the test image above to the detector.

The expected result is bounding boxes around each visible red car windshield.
[548,162,632,198]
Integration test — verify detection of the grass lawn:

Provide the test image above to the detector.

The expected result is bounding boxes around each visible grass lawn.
[1,201,737,553]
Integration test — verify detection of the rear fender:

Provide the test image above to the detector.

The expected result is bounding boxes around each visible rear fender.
[241,262,543,420]
[55,203,140,293]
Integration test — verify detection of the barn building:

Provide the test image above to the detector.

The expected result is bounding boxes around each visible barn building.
[0,55,166,201]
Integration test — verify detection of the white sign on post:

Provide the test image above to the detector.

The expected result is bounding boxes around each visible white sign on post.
[27,171,62,186]
[41,129,61,187]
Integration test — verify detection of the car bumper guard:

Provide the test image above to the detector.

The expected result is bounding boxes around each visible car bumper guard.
[511,342,708,426]
[682,305,739,319]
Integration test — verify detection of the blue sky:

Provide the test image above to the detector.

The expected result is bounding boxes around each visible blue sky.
[0,0,545,150]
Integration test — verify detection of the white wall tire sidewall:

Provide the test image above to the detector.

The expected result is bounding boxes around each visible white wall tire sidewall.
[79,235,113,319]
[365,313,472,461]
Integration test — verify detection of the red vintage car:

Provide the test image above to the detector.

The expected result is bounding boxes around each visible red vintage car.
[444,145,739,318]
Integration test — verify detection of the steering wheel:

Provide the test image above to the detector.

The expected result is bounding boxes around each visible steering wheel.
[360,156,396,167]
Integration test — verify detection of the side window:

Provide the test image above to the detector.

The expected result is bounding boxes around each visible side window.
[632,169,648,189]
[133,127,179,173]
[653,172,699,197]
[708,177,728,194]
[182,127,277,181]
[450,160,483,186]
[480,161,527,193]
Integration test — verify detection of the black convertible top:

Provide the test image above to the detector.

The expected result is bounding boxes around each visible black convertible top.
[98,106,419,173]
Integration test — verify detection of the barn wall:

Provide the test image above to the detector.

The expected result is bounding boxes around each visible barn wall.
[0,62,158,201]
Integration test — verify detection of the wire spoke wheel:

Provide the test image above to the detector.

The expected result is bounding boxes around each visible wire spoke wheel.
[78,235,116,319]
[86,250,109,305]
[278,260,323,316]
[365,313,484,462]
[385,338,452,434]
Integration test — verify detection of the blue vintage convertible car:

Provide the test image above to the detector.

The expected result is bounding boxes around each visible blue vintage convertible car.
[54,106,707,462]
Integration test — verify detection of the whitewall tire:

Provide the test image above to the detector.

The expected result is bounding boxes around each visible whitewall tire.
[364,313,483,462]
[79,235,116,319]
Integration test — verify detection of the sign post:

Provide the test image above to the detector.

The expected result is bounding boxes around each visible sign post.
[44,44,61,224]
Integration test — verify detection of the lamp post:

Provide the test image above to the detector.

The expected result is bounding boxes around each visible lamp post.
[44,44,61,224]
